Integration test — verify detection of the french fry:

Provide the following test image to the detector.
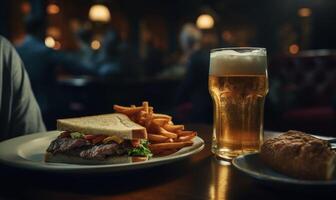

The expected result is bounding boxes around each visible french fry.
[152,118,169,126]
[164,124,184,132]
[132,111,145,125]
[177,130,195,136]
[149,141,193,151]
[167,138,174,143]
[113,105,143,115]
[159,127,178,139]
[152,113,172,120]
[145,107,154,126]
[139,110,147,117]
[148,107,153,114]
[177,133,196,142]
[142,101,149,113]
[137,119,146,126]
[148,134,169,142]
[147,122,161,134]
[144,119,152,127]
[161,132,178,139]
[114,101,197,156]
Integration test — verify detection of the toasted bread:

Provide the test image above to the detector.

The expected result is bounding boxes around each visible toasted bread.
[57,113,147,139]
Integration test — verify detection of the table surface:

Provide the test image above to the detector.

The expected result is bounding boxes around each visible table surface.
[0,124,334,200]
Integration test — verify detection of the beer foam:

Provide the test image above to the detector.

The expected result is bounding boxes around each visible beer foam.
[209,49,267,76]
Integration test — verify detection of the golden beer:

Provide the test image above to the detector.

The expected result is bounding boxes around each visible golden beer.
[209,48,268,160]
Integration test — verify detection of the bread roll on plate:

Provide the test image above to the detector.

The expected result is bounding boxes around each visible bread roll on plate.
[260,130,336,180]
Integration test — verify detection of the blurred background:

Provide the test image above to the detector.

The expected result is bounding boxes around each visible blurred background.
[1,0,336,136]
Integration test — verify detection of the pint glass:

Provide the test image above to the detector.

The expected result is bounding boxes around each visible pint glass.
[209,48,268,160]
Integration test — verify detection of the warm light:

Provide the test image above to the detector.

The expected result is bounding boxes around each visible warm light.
[196,14,214,29]
[54,41,61,50]
[89,4,111,22]
[298,8,311,17]
[91,40,101,50]
[209,159,230,200]
[21,2,31,14]
[289,44,299,54]
[47,4,60,15]
[45,36,56,48]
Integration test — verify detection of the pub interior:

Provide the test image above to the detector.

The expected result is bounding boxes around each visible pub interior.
[1,0,336,199]
[2,0,336,136]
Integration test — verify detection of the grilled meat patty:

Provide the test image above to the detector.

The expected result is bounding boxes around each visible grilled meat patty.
[47,137,134,160]
[47,138,90,154]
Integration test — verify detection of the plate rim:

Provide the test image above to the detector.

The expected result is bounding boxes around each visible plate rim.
[0,131,204,173]
[232,152,336,185]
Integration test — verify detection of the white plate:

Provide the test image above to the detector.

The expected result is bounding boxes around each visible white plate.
[0,131,204,173]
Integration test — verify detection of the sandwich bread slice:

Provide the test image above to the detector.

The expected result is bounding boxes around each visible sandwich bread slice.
[57,113,147,139]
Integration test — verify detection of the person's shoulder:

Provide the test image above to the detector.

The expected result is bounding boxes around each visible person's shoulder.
[0,35,18,58]
[0,35,13,49]
[0,35,8,42]
[0,35,24,73]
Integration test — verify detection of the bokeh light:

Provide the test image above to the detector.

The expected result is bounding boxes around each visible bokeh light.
[289,44,299,54]
[47,4,60,15]
[91,40,101,50]
[89,4,111,22]
[45,36,56,48]
[21,2,31,14]
[196,14,214,29]
[298,8,311,17]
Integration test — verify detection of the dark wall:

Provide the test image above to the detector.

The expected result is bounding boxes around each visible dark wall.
[311,1,336,49]
[0,1,9,37]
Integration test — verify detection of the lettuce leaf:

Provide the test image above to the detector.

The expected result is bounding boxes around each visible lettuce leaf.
[70,132,84,139]
[128,139,152,157]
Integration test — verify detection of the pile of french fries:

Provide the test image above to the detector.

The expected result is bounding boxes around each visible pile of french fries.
[113,101,196,156]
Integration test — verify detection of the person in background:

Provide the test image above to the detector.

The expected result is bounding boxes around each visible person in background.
[174,24,216,123]
[159,23,203,79]
[179,23,202,67]
[75,27,95,69]
[16,15,93,127]
[94,28,122,77]
[0,35,45,141]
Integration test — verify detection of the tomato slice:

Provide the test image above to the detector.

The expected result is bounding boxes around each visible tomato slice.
[84,134,97,140]
[92,135,107,144]
[131,139,141,147]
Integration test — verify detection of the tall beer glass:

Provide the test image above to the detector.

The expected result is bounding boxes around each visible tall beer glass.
[209,48,268,160]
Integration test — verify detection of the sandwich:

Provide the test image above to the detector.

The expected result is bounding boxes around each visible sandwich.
[45,113,152,165]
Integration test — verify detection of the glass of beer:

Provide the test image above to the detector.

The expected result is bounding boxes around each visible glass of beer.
[208,47,268,160]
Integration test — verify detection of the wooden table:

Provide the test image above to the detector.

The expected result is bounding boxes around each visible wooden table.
[0,124,334,199]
